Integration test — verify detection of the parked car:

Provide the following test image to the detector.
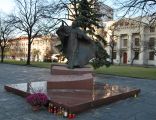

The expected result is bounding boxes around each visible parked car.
[51,54,67,63]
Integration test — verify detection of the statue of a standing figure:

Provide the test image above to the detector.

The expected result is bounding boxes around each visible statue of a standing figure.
[56,24,96,69]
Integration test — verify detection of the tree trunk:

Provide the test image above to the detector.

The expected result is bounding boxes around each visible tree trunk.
[111,48,114,64]
[26,40,31,65]
[37,54,39,61]
[119,59,121,65]
[131,56,135,66]
[119,56,122,66]
[1,47,5,63]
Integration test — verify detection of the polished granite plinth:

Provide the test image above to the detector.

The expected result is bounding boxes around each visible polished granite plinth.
[4,81,140,113]
[47,73,93,89]
[49,65,94,90]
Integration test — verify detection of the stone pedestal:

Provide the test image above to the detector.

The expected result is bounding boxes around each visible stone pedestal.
[47,74,93,89]
[4,64,141,114]
[4,81,140,113]
[48,65,94,90]
[51,64,93,75]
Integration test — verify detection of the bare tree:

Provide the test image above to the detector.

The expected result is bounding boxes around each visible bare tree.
[107,22,119,64]
[0,14,14,62]
[32,48,40,61]
[58,0,79,21]
[130,36,148,65]
[116,0,156,24]
[147,38,156,56]
[109,35,118,64]
[10,0,55,65]
[154,49,156,56]
[146,39,156,58]
[41,0,80,27]
[8,38,24,60]
[117,48,124,65]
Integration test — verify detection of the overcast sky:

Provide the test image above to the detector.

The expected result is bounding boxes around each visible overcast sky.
[0,0,115,14]
[0,0,15,14]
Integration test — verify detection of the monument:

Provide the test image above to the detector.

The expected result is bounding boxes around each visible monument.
[56,24,96,69]
[4,24,140,115]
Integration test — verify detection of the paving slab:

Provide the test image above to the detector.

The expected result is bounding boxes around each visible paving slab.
[0,64,156,120]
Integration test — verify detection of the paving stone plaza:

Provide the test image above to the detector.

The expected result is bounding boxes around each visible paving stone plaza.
[0,64,156,120]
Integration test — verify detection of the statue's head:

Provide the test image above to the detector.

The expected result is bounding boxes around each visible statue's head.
[56,25,72,45]
[56,21,71,38]
[56,26,69,38]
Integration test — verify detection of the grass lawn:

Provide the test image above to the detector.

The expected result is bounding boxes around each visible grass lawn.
[3,59,51,68]
[95,65,156,80]
[2,59,156,80]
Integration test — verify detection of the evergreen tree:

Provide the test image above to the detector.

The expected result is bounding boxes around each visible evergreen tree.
[72,0,110,69]
[73,0,101,33]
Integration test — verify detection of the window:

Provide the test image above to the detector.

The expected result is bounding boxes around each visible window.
[149,37,155,49]
[120,22,124,26]
[149,51,155,60]
[125,21,129,26]
[113,52,116,59]
[134,51,139,60]
[113,41,117,47]
[123,39,127,47]
[150,26,155,32]
[131,23,135,26]
[134,38,140,46]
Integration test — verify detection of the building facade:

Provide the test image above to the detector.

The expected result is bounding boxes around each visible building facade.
[95,2,113,22]
[8,35,58,61]
[105,18,156,66]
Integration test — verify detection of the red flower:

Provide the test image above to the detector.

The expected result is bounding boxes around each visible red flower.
[26,93,48,106]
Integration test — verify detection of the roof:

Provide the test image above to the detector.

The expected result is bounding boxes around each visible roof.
[9,35,43,41]
[115,16,156,26]
[8,34,57,42]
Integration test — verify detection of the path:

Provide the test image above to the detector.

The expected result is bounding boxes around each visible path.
[0,64,156,120]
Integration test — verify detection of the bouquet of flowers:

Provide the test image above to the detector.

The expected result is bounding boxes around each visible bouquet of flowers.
[26,93,48,107]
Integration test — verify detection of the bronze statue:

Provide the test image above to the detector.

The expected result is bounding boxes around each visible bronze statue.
[56,25,96,68]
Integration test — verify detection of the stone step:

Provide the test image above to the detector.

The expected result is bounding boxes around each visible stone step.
[51,65,93,75]
[47,73,93,89]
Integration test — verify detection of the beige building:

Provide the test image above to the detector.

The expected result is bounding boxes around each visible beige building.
[8,35,58,61]
[105,17,156,66]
